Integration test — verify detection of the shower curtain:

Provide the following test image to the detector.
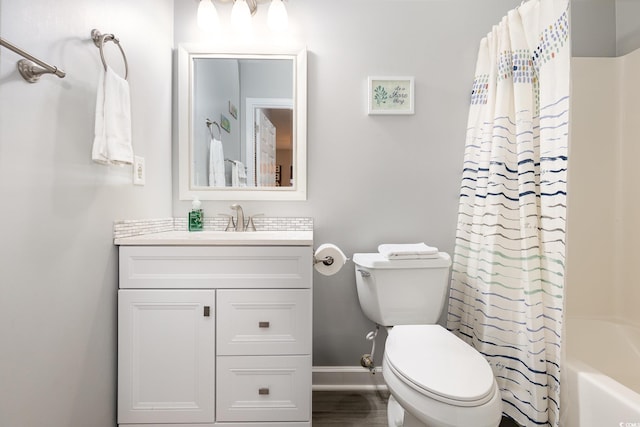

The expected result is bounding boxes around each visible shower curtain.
[446,1,569,426]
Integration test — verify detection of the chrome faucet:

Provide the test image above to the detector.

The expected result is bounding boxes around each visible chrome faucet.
[230,203,245,232]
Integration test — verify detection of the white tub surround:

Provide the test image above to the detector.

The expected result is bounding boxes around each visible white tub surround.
[565,48,640,427]
[562,317,640,427]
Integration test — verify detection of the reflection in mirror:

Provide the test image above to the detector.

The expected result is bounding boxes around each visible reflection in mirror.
[193,58,293,188]
[178,46,307,201]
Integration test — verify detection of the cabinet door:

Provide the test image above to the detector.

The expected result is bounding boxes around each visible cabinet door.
[118,290,215,424]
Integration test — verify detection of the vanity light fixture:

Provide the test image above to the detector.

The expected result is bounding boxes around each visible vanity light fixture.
[197,0,289,34]
[230,0,253,32]
[197,0,220,32]
[267,0,288,32]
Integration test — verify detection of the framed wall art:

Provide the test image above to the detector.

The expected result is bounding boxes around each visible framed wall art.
[220,114,231,133]
[367,76,415,115]
[229,101,238,119]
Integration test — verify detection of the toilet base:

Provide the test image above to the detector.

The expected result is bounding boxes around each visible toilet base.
[388,394,404,427]
[387,394,430,427]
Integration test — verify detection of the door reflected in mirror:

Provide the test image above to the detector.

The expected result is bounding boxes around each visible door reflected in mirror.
[254,105,293,187]
[178,46,307,201]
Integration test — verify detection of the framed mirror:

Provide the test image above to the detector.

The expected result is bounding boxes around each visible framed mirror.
[177,44,307,200]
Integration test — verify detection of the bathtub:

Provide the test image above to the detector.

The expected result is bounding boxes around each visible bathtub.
[562,317,640,427]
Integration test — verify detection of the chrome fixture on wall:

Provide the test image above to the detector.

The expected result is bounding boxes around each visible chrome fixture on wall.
[0,37,66,83]
[90,29,129,80]
[197,0,288,33]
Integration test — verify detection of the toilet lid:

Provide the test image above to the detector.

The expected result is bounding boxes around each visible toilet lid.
[385,325,495,405]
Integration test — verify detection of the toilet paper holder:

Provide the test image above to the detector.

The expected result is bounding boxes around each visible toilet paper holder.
[313,244,349,276]
[314,255,336,266]
[313,254,351,266]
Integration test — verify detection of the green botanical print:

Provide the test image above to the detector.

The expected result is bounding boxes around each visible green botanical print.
[373,85,388,106]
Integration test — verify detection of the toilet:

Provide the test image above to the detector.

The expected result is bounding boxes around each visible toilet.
[353,252,502,427]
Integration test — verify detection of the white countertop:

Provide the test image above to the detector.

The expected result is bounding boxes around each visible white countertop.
[114,230,313,246]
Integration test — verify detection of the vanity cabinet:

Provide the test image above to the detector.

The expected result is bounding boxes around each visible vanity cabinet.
[117,244,313,427]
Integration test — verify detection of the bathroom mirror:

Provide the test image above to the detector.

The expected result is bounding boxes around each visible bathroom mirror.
[177,44,307,201]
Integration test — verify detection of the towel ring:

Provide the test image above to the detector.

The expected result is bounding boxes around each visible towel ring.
[91,29,128,80]
[206,119,222,139]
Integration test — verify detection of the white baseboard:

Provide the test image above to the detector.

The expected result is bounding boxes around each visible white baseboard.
[312,366,388,391]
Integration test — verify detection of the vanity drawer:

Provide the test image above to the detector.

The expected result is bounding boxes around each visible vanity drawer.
[119,246,312,289]
[217,289,311,355]
[216,355,311,422]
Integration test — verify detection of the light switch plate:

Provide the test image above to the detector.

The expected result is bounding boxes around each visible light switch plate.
[133,156,145,186]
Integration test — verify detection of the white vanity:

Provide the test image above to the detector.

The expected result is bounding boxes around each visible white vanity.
[115,230,313,427]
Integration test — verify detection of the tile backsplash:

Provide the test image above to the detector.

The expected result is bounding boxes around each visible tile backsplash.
[113,218,175,239]
[114,217,313,240]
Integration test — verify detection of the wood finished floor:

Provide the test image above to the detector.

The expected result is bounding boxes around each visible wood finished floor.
[312,390,389,426]
[312,391,521,426]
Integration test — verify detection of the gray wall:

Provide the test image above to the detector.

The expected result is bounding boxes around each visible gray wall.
[572,0,617,57]
[572,0,640,57]
[173,0,524,366]
[0,1,173,427]
[616,0,640,56]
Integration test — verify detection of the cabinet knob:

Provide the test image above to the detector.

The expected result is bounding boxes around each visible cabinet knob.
[258,387,270,395]
[258,321,270,328]
[204,306,211,317]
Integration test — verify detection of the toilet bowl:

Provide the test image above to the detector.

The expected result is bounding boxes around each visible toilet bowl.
[353,252,502,427]
[383,325,502,427]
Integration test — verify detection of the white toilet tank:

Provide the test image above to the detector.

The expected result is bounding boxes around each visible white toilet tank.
[353,252,452,326]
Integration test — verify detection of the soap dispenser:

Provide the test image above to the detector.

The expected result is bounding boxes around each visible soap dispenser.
[188,197,203,231]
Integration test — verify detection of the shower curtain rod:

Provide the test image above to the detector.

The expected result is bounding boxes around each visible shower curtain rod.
[0,37,66,83]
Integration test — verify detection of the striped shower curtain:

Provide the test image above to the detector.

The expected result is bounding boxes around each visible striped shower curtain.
[447,1,569,426]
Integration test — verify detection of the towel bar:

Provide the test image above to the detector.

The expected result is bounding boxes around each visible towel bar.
[0,37,66,83]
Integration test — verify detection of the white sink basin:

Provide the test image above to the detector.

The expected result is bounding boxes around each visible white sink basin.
[114,230,313,246]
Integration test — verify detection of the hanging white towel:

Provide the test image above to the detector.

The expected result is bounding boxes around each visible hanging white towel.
[378,243,439,259]
[231,162,239,187]
[232,161,248,187]
[92,66,133,165]
[237,160,247,187]
[208,137,226,187]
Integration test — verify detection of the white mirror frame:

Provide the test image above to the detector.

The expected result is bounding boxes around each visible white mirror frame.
[177,44,307,201]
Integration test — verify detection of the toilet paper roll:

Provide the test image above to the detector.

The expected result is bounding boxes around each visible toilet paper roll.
[314,243,348,276]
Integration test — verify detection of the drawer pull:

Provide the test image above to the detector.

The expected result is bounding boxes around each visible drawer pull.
[258,321,270,328]
[204,306,211,317]
[258,387,270,395]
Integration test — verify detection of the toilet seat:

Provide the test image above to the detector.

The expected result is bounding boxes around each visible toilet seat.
[385,325,496,407]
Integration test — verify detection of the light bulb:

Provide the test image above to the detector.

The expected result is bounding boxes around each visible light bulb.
[197,0,219,32]
[231,0,252,32]
[267,0,288,32]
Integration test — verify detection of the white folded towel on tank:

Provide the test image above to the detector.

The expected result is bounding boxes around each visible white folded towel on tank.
[92,66,133,165]
[383,253,439,260]
[378,243,439,259]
